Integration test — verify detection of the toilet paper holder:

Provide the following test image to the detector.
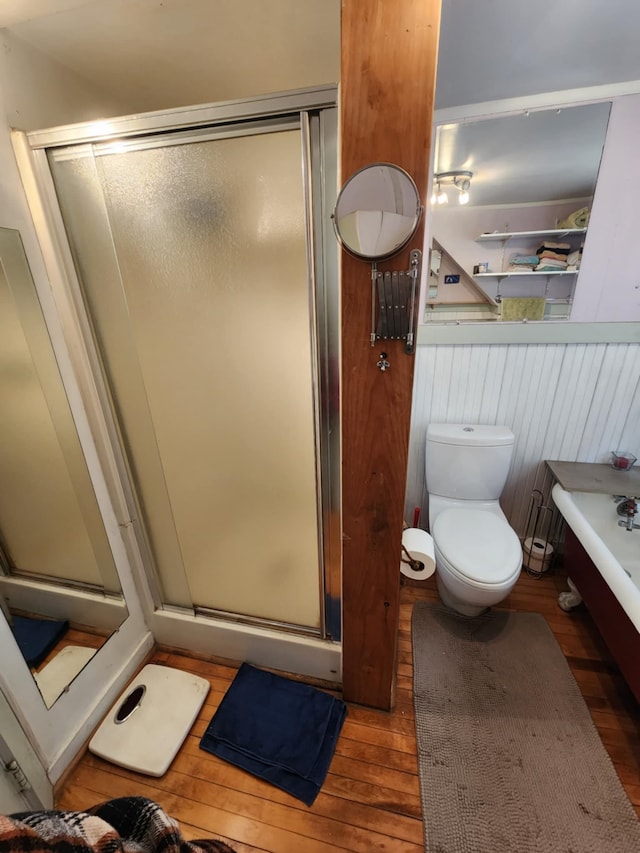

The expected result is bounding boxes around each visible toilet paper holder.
[401,542,423,573]
[522,489,563,577]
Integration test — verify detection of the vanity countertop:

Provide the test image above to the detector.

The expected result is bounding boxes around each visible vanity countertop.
[546,460,640,495]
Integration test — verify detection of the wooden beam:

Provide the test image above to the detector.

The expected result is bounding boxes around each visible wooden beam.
[340,0,441,708]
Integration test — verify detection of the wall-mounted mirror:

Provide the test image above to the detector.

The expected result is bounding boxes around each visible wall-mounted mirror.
[333,163,423,352]
[426,101,611,323]
[333,163,422,260]
[0,228,128,708]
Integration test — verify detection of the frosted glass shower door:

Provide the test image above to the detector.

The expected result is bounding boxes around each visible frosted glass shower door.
[49,123,323,630]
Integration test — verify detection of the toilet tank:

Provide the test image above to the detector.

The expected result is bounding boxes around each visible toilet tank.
[425,424,515,501]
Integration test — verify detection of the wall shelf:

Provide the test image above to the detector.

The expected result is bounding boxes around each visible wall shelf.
[474,270,577,280]
[476,228,587,242]
[474,227,584,282]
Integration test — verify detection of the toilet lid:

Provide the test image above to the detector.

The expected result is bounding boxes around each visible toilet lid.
[433,509,522,584]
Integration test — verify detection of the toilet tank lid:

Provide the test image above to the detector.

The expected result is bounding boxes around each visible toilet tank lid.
[427,424,514,447]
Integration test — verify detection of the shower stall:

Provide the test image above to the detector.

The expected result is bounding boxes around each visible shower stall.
[15,87,342,681]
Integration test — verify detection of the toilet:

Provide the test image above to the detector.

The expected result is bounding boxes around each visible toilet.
[425,423,522,616]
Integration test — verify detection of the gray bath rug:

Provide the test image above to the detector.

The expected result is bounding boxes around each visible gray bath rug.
[412,601,640,852]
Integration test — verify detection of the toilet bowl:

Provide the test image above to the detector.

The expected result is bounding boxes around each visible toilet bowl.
[432,508,522,616]
[425,423,522,616]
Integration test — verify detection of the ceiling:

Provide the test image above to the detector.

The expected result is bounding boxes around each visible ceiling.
[2,0,639,207]
[2,0,341,114]
[435,0,640,111]
[0,0,99,27]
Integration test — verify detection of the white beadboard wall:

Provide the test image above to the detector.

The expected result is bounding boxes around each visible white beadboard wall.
[405,342,640,538]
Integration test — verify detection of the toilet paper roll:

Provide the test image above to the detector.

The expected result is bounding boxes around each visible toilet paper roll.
[523,537,553,572]
[400,527,436,580]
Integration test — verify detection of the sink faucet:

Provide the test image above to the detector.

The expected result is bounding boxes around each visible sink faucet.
[616,497,640,531]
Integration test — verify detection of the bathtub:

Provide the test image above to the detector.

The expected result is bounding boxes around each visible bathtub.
[552,483,640,703]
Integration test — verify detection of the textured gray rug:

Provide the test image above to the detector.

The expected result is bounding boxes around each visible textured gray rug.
[412,601,640,853]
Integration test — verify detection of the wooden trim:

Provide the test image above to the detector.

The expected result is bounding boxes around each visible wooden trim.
[340,0,441,708]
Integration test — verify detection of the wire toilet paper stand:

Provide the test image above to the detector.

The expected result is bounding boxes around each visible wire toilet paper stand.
[522,489,564,578]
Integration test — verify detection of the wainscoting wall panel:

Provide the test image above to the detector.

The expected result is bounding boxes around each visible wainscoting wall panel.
[405,342,640,537]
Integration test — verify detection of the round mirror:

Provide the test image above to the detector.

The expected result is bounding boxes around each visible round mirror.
[333,163,422,260]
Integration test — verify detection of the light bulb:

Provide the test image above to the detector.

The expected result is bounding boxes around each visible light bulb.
[458,190,469,205]
[431,190,437,205]
[437,190,448,205]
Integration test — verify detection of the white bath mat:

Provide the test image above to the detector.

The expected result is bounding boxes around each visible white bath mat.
[34,645,96,707]
[89,664,210,777]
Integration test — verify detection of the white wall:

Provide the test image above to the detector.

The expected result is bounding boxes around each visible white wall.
[0,29,132,131]
[406,341,640,538]
[0,29,131,254]
[570,94,640,321]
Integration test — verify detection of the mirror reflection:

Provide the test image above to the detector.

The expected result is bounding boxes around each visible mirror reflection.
[333,163,422,260]
[426,101,611,322]
[0,227,128,708]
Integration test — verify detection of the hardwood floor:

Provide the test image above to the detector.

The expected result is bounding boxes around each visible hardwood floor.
[56,568,640,851]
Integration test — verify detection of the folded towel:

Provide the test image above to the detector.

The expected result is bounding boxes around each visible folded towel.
[500,297,546,321]
[557,207,590,229]
[536,241,571,254]
[537,263,568,272]
[507,264,537,272]
[537,250,570,263]
[200,662,347,805]
[509,254,540,265]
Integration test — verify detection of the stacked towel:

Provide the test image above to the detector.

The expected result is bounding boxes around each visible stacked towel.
[507,254,539,272]
[537,262,568,272]
[536,241,570,256]
[536,240,570,272]
[557,207,590,229]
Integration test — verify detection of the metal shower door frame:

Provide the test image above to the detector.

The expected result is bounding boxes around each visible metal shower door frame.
[13,85,341,642]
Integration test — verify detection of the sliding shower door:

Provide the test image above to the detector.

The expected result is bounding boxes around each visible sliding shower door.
[39,103,338,634]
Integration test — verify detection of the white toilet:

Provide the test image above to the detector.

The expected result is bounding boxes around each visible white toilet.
[425,423,522,617]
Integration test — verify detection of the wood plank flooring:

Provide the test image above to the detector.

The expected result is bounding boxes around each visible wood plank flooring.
[56,567,640,851]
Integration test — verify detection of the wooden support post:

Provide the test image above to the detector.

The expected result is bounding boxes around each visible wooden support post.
[340,0,441,708]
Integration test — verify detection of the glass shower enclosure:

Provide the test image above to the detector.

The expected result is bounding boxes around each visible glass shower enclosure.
[16,88,340,653]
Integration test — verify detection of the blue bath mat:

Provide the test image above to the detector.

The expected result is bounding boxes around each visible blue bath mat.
[11,615,69,668]
[200,662,347,805]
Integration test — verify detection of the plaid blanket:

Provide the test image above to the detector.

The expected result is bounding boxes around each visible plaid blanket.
[0,796,235,853]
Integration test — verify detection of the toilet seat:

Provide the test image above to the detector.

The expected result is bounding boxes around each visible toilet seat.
[433,508,522,586]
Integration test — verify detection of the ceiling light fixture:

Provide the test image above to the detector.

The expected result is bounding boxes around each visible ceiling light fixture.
[433,170,473,205]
